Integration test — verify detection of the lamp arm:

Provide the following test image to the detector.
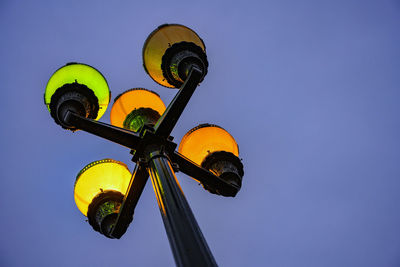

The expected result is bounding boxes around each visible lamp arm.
[111,163,149,239]
[154,66,202,138]
[172,152,239,197]
[64,110,142,150]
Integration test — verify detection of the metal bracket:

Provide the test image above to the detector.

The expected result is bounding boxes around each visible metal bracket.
[154,66,203,138]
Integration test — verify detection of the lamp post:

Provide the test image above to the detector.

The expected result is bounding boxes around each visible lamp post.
[44,24,244,267]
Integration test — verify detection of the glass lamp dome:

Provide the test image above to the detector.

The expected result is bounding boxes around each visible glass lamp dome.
[179,124,243,194]
[74,159,131,237]
[143,24,208,88]
[44,63,110,126]
[74,159,131,216]
[110,88,166,131]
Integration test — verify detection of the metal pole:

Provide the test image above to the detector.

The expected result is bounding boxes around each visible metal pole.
[147,150,217,267]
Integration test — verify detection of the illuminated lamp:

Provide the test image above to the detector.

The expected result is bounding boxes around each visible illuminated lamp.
[110,88,166,131]
[142,24,208,88]
[44,62,110,130]
[74,159,131,238]
[178,124,244,193]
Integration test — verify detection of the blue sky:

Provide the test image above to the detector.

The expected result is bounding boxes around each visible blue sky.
[1,0,400,266]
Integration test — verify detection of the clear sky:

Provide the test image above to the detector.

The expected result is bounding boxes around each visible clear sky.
[1,0,400,266]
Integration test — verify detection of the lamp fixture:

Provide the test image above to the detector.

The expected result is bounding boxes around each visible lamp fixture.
[74,159,131,237]
[142,24,208,88]
[110,88,166,131]
[179,124,244,193]
[44,62,110,130]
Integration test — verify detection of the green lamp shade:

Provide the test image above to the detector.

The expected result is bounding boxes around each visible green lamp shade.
[74,159,131,216]
[143,24,206,88]
[44,63,110,120]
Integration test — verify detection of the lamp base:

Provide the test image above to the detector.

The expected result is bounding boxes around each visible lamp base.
[123,107,161,132]
[161,41,208,88]
[201,151,244,195]
[49,82,99,130]
[87,190,124,238]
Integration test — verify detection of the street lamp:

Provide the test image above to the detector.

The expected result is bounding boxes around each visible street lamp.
[45,23,244,267]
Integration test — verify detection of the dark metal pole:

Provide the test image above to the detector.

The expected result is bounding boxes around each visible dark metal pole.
[147,150,217,267]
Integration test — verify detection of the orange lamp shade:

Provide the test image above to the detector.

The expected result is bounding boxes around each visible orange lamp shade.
[110,88,166,130]
[74,159,131,216]
[143,24,206,88]
[178,124,239,166]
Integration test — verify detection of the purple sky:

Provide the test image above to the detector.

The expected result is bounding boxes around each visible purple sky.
[1,0,400,266]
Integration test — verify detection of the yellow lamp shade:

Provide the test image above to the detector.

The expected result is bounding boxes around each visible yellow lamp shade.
[178,124,239,166]
[143,24,206,88]
[44,63,110,120]
[110,88,166,130]
[74,159,131,216]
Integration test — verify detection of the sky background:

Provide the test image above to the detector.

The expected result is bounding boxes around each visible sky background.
[1,0,400,266]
